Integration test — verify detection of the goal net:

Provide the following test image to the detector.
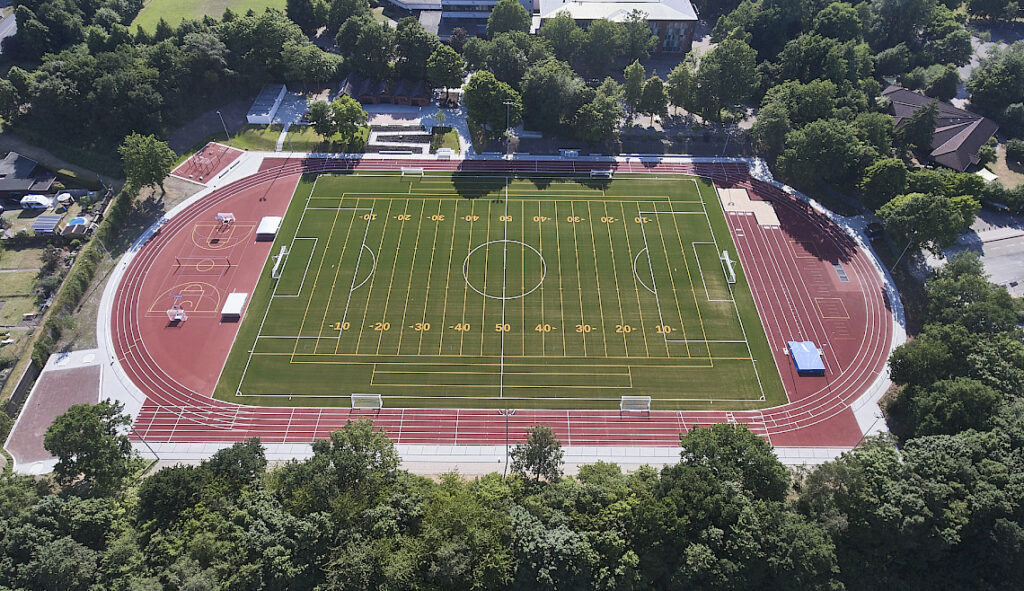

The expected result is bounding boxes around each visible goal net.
[270,245,289,279]
[590,169,613,179]
[401,167,424,177]
[620,395,652,413]
[351,393,383,410]
[215,212,236,226]
[720,250,737,284]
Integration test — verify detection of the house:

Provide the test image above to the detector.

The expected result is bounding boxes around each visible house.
[881,85,999,172]
[339,74,431,106]
[534,0,698,53]
[0,152,56,199]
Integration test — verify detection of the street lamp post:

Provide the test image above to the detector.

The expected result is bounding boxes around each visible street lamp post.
[498,408,516,476]
[503,101,514,158]
[216,110,230,142]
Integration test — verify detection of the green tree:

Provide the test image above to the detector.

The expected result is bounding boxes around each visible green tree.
[638,75,668,125]
[510,424,564,482]
[351,21,395,78]
[395,17,439,80]
[876,192,967,253]
[968,42,1024,118]
[463,70,522,135]
[286,0,318,34]
[623,59,645,112]
[43,400,133,493]
[328,0,370,30]
[812,2,862,41]
[859,158,908,209]
[680,423,790,501]
[576,19,624,78]
[330,94,368,141]
[666,60,696,113]
[621,9,658,60]
[488,33,529,84]
[118,133,175,192]
[521,59,587,130]
[0,78,22,120]
[695,38,760,119]
[900,378,1002,439]
[307,99,334,138]
[539,11,586,63]
[750,100,791,156]
[487,0,530,36]
[426,44,466,100]
[777,119,870,187]
[574,94,623,145]
[924,251,1019,334]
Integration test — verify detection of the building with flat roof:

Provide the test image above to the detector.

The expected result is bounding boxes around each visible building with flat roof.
[392,0,697,52]
[534,0,697,53]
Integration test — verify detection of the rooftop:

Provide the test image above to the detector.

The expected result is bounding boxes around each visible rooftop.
[537,0,698,22]
[882,85,999,172]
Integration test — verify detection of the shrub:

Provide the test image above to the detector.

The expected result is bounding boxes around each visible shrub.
[1006,139,1024,165]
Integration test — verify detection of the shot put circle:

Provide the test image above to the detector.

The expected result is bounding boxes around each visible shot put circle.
[463,240,546,300]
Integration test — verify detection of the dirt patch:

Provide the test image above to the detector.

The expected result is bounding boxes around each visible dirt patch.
[5,363,100,467]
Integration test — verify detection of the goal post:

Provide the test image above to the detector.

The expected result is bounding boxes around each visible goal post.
[401,167,424,177]
[720,250,737,284]
[270,245,289,279]
[351,393,383,410]
[620,395,652,413]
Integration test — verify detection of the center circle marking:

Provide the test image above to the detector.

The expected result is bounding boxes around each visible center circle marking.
[463,240,546,300]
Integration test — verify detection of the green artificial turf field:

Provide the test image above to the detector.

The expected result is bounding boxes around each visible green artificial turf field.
[132,0,286,32]
[215,172,785,410]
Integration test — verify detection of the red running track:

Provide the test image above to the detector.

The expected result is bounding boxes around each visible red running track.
[112,157,893,448]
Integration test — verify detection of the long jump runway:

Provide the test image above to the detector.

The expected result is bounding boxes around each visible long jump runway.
[111,157,893,449]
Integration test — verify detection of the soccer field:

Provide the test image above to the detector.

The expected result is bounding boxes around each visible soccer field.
[215,172,785,410]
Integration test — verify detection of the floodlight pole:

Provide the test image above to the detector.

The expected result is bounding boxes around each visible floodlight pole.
[503,101,514,159]
[499,408,516,476]
[890,238,914,272]
[216,110,230,142]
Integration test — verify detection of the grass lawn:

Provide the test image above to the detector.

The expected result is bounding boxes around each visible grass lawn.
[0,272,38,298]
[283,125,369,153]
[215,172,783,411]
[0,246,43,270]
[987,144,1024,188]
[430,127,460,153]
[132,0,286,31]
[0,297,37,326]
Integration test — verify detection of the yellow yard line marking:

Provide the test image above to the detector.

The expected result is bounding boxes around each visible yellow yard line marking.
[313,198,360,352]
[602,202,629,355]
[585,201,610,356]
[352,200,394,354]
[435,199,460,355]
[290,200,345,361]
[669,207,714,367]
[620,202,652,358]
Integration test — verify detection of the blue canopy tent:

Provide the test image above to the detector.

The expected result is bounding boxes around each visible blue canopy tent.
[787,341,825,375]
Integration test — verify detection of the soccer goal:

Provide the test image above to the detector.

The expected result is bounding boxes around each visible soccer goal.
[215,212,236,227]
[720,250,738,284]
[351,393,383,410]
[620,395,652,413]
[401,167,424,178]
[270,245,289,279]
[590,169,614,179]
